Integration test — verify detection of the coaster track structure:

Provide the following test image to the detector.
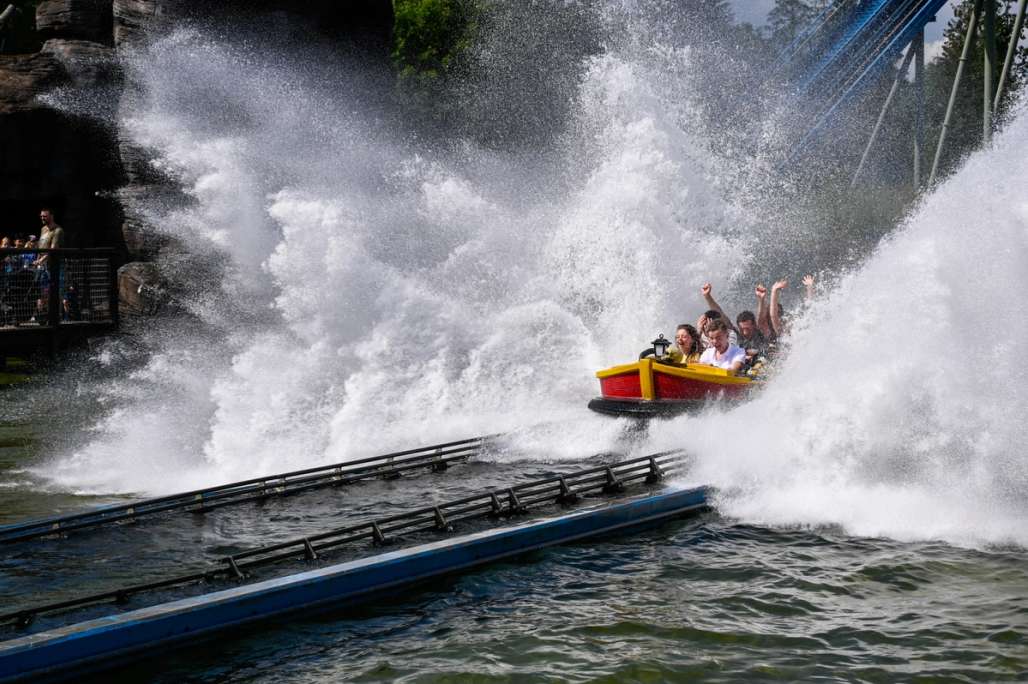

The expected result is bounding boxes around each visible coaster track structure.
[781,0,1027,187]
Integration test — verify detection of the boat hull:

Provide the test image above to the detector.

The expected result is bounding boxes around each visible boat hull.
[590,358,753,418]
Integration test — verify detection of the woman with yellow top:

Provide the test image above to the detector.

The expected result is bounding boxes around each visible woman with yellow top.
[666,323,702,364]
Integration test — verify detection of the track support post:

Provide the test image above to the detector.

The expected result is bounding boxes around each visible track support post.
[645,457,664,484]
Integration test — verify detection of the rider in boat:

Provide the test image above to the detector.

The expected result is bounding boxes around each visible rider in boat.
[698,319,746,372]
[667,324,702,365]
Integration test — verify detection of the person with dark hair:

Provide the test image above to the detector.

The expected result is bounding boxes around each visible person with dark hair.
[32,208,64,324]
[699,318,746,372]
[33,208,62,267]
[667,323,702,364]
[697,283,739,349]
[735,309,767,360]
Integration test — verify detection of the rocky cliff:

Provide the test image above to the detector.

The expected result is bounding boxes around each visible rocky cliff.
[0,0,392,314]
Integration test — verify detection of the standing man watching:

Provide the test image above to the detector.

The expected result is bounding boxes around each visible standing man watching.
[33,208,63,268]
[32,208,63,323]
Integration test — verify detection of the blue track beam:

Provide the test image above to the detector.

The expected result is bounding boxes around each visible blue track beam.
[0,487,708,683]
[788,0,949,161]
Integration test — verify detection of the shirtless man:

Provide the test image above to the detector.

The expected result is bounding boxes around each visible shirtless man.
[33,208,63,268]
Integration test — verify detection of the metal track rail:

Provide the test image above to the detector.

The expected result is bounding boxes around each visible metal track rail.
[0,451,685,630]
[0,436,496,546]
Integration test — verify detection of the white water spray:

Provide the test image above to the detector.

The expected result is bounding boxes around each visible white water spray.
[657,107,1028,548]
[37,8,1028,550]
[44,12,742,493]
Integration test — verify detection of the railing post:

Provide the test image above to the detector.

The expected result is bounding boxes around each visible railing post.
[108,251,119,328]
[47,250,61,326]
[47,250,61,357]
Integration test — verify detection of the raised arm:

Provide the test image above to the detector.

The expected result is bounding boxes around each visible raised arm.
[701,282,736,333]
[755,284,771,338]
[802,273,815,303]
[770,279,787,338]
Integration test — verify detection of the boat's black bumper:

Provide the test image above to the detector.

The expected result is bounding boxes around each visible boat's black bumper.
[587,397,700,418]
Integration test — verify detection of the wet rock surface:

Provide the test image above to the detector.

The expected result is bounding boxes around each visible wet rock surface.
[36,0,113,44]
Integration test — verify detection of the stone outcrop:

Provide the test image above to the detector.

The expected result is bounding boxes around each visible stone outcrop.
[36,0,113,44]
[0,2,121,255]
[115,183,176,259]
[1,0,395,318]
[117,260,164,315]
[41,38,117,90]
[112,0,154,49]
[113,0,192,50]
[0,52,65,113]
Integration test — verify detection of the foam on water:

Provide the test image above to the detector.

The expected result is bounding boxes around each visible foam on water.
[657,108,1028,548]
[42,12,743,492]
[35,8,1028,549]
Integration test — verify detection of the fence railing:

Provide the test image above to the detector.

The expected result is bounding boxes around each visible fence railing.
[0,249,118,331]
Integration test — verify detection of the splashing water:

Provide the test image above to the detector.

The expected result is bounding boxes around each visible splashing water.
[654,105,1028,548]
[35,7,1028,551]
[43,10,743,493]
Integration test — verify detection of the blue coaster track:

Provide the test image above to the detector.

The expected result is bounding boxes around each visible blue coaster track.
[782,0,950,159]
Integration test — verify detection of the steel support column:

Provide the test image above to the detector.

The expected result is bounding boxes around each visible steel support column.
[995,0,1028,111]
[929,0,983,186]
[851,47,918,187]
[983,0,997,142]
[913,28,926,188]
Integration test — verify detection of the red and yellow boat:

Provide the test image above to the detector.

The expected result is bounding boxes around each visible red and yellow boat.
[588,357,755,418]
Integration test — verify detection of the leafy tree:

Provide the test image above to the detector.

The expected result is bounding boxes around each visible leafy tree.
[922,0,1028,176]
[767,0,826,47]
[391,0,476,85]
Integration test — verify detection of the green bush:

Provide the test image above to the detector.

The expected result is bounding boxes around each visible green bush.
[391,0,476,83]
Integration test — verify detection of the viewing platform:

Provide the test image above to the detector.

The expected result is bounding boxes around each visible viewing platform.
[0,248,118,361]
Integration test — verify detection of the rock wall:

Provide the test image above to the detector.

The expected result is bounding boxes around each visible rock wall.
[0,0,392,314]
[0,7,120,248]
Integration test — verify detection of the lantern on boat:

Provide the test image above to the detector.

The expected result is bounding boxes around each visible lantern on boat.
[651,334,671,359]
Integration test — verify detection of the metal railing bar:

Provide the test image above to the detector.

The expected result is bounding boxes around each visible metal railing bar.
[0,452,686,627]
[0,437,495,544]
[225,455,682,562]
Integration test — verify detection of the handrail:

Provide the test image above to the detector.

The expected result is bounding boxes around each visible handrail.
[0,247,119,332]
[0,434,500,545]
[0,248,117,254]
[0,451,686,629]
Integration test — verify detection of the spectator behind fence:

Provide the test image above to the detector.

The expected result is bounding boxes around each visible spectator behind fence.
[33,208,63,269]
[21,237,36,270]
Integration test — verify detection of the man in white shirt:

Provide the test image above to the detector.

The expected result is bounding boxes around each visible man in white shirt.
[699,318,746,372]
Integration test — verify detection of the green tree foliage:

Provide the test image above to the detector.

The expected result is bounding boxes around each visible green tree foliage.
[845,0,1028,187]
[767,0,827,46]
[391,0,476,85]
[0,1,43,54]
[923,0,1028,174]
